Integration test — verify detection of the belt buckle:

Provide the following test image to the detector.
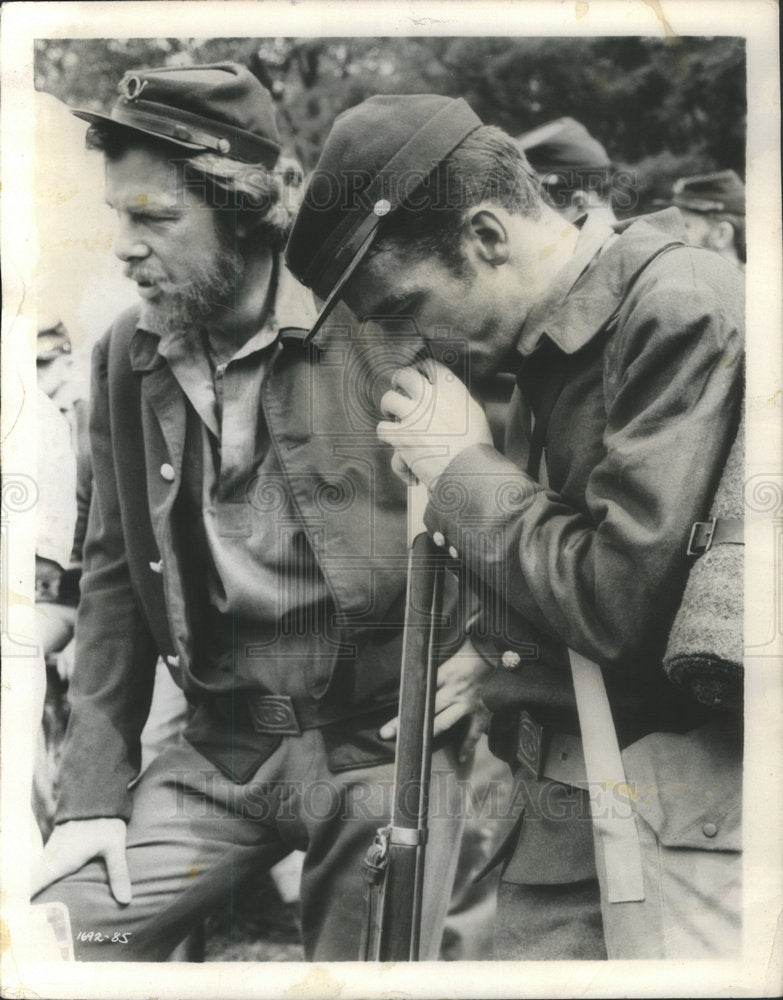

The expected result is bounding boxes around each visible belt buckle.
[687,519,716,556]
[516,710,546,779]
[247,694,301,736]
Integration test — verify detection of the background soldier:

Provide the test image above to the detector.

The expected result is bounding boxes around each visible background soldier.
[657,169,746,267]
[515,115,618,224]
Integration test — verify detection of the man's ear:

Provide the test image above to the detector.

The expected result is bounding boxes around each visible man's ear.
[708,219,736,253]
[466,208,510,266]
[570,190,590,213]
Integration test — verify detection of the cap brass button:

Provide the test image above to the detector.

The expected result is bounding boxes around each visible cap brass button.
[448,545,459,559]
[166,654,180,668]
[501,650,521,671]
[148,560,163,574]
[217,137,231,154]
[173,125,192,141]
[432,531,446,547]
[702,822,718,838]
[160,463,175,482]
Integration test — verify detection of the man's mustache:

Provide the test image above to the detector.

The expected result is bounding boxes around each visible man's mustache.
[124,264,167,284]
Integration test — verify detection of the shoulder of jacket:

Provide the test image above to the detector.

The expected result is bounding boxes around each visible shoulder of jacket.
[601,241,744,407]
[631,240,743,301]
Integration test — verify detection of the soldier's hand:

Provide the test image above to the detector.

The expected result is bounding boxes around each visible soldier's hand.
[378,359,493,488]
[32,818,132,905]
[379,637,493,763]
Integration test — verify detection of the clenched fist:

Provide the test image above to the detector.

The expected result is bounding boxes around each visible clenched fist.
[377,359,493,488]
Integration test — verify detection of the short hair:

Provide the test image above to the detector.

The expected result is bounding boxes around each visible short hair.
[373,126,544,273]
[85,122,296,250]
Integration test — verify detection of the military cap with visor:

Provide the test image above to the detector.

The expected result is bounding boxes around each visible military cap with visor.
[515,116,611,180]
[71,61,281,167]
[285,94,483,341]
[658,170,745,217]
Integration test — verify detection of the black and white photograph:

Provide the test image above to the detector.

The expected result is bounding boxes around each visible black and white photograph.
[1,2,781,998]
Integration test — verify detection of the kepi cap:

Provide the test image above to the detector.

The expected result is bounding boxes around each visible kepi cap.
[660,170,745,216]
[285,94,483,342]
[516,116,611,181]
[72,62,281,167]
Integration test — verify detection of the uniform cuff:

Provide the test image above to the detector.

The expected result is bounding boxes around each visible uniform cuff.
[424,443,543,562]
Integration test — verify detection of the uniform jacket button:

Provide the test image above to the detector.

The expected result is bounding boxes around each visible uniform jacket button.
[448,545,459,559]
[432,531,446,547]
[149,560,163,574]
[702,822,718,838]
[160,463,175,482]
[166,654,180,668]
[501,650,522,671]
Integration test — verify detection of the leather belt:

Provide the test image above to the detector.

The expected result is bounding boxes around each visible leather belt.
[210,691,398,737]
[515,710,588,788]
[687,517,744,556]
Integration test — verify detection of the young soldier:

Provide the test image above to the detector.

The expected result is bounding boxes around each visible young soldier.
[285,94,744,959]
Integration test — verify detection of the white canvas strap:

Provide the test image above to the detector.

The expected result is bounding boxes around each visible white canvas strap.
[568,649,645,903]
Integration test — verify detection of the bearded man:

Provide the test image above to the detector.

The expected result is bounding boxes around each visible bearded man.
[33,64,482,962]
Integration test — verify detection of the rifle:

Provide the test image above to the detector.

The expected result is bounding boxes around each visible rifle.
[360,480,446,961]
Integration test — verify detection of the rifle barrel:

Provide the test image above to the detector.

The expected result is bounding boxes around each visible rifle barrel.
[377,528,443,960]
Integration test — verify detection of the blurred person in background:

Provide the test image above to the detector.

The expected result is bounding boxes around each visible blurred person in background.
[656,170,746,268]
[36,318,90,591]
[34,320,81,839]
[516,116,618,225]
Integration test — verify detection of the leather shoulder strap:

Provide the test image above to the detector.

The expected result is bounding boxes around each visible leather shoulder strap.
[568,648,645,903]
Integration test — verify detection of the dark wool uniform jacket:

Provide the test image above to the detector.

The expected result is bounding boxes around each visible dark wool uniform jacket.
[56,305,452,823]
[425,209,745,883]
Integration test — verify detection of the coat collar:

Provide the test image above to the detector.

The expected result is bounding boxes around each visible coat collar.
[516,208,687,357]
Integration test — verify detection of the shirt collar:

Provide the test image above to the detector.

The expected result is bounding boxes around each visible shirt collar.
[515,208,688,358]
[274,257,319,338]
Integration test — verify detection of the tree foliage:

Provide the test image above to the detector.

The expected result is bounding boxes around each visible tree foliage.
[35,35,745,214]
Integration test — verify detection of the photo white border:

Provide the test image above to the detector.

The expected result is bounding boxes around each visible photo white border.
[2,2,781,997]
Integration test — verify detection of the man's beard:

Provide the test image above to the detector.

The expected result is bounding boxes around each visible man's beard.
[136,240,244,337]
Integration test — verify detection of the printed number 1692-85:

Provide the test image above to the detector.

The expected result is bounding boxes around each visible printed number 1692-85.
[75,931,131,944]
